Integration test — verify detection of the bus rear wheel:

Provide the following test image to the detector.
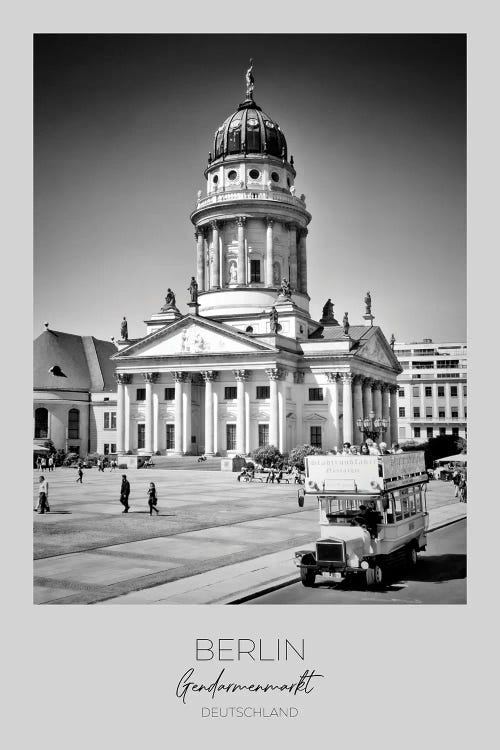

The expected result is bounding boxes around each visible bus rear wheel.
[407,543,418,568]
[300,566,316,587]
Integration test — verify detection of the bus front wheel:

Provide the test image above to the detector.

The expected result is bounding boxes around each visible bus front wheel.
[300,566,316,587]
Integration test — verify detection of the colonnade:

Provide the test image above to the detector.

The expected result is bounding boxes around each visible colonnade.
[194,218,308,293]
[115,370,399,456]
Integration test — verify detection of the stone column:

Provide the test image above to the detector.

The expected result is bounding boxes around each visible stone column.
[278,372,288,453]
[202,371,217,455]
[143,372,158,453]
[389,386,399,445]
[266,368,281,448]
[265,217,274,286]
[234,370,249,454]
[298,228,308,294]
[325,372,340,449]
[288,223,298,289]
[196,228,205,290]
[124,382,131,452]
[458,382,465,420]
[244,385,251,454]
[362,378,373,417]
[115,373,131,453]
[182,376,192,454]
[173,372,185,455]
[237,217,246,285]
[373,381,383,419]
[153,388,159,453]
[211,221,220,289]
[352,375,364,444]
[382,384,391,446]
[342,373,354,444]
[293,371,305,446]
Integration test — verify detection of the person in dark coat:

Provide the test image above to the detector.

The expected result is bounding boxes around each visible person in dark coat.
[76,466,83,483]
[147,482,159,515]
[120,475,131,513]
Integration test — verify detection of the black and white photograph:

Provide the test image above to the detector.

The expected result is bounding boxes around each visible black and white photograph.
[32,33,467,606]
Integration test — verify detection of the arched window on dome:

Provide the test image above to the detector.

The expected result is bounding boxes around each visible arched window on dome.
[215,130,224,158]
[34,407,48,439]
[227,119,242,154]
[246,121,261,153]
[68,408,80,439]
[265,125,279,157]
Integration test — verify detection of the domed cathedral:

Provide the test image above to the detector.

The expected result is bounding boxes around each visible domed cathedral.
[190,60,312,336]
[111,62,402,462]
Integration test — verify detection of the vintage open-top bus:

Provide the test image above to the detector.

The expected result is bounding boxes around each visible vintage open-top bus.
[294,452,429,587]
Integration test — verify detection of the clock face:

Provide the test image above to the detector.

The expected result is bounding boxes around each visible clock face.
[247,118,258,126]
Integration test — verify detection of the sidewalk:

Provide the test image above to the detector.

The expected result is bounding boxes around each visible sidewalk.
[105,502,467,605]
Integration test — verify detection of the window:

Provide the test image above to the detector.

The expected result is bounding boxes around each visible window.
[271,171,280,182]
[425,386,432,397]
[464,407,467,418]
[399,407,406,418]
[104,412,116,429]
[136,388,146,401]
[137,424,145,449]
[256,386,270,399]
[258,424,269,447]
[437,386,445,397]
[398,388,405,398]
[308,388,324,401]
[413,407,420,418]
[450,386,458,397]
[451,408,459,418]
[104,397,109,402]
[425,406,433,418]
[250,259,261,283]
[166,424,175,450]
[104,443,110,455]
[310,426,322,448]
[111,443,117,454]
[226,424,237,451]
[227,169,238,180]
[248,168,260,180]
[68,408,80,439]
[68,446,80,455]
[437,360,459,369]
[412,361,434,370]
[439,427,446,436]
[164,388,175,401]
[414,427,421,438]
[224,387,237,400]
[452,427,459,437]
[34,407,48,439]
[213,174,219,184]
[463,386,467,397]
[412,386,420,398]
[399,361,409,368]
[426,428,433,438]
[104,443,117,455]
[439,409,446,418]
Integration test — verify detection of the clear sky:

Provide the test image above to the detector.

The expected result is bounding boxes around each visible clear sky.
[34,34,466,344]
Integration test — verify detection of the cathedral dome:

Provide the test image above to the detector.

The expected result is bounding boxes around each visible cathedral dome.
[211,98,288,162]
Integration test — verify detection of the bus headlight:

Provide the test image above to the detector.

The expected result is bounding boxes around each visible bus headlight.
[360,560,369,570]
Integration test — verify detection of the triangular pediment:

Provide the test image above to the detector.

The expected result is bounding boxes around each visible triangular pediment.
[112,315,278,359]
[355,330,401,371]
[303,412,328,422]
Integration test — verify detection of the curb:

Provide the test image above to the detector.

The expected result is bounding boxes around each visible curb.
[226,513,467,604]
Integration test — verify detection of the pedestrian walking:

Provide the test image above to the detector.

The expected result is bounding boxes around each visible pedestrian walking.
[41,457,47,471]
[452,468,461,497]
[110,459,117,471]
[37,475,50,513]
[147,482,159,515]
[76,466,83,483]
[48,455,54,472]
[36,455,42,471]
[120,474,130,513]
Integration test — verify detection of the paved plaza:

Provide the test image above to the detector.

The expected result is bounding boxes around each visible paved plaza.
[33,468,464,604]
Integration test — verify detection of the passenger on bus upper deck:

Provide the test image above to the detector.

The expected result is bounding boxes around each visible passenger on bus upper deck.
[365,438,381,456]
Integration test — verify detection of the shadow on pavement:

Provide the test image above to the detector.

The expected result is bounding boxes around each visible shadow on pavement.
[405,554,466,583]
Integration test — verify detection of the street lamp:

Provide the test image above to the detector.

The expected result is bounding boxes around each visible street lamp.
[356,410,388,442]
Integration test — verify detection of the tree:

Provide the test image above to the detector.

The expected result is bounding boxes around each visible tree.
[400,434,466,468]
[289,444,325,470]
[250,445,282,467]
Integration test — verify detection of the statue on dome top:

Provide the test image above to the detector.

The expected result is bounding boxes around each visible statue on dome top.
[343,312,350,336]
[245,58,255,99]
[322,298,334,320]
[120,316,128,340]
[162,288,177,310]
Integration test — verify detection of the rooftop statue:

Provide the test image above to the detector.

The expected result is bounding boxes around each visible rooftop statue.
[364,291,372,315]
[390,333,396,350]
[188,276,198,303]
[162,288,176,310]
[280,278,291,298]
[269,306,279,334]
[343,312,350,336]
[245,58,255,99]
[322,298,334,320]
[120,316,128,340]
